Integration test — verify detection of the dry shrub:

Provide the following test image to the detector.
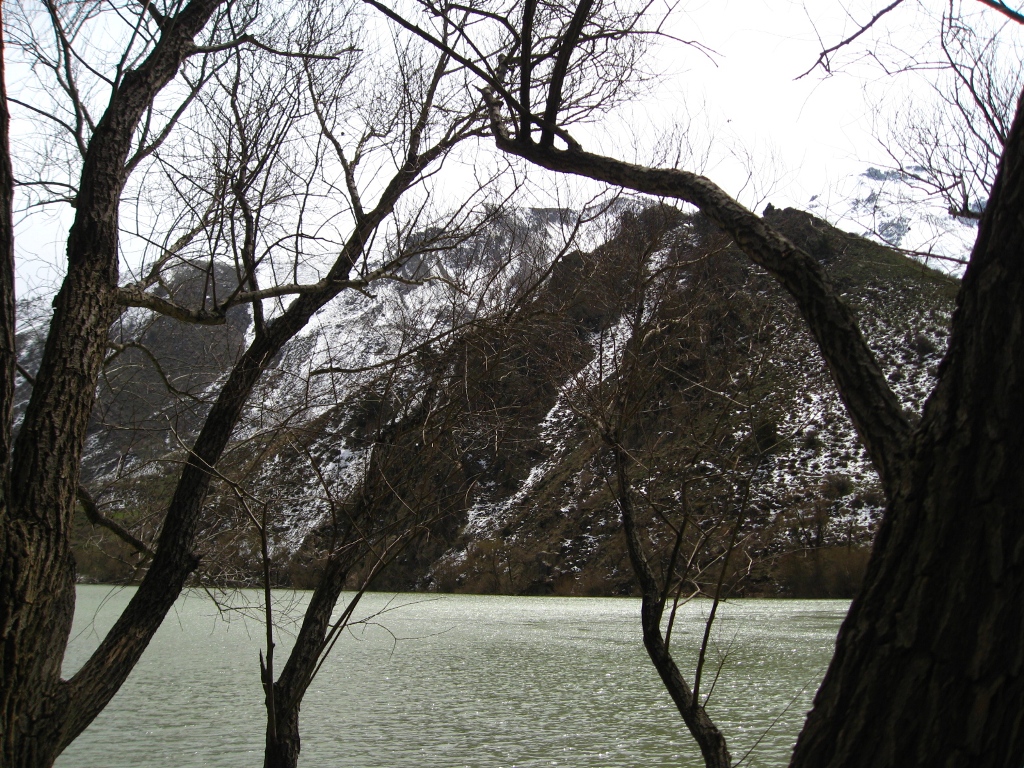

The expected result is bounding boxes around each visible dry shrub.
[773,546,871,598]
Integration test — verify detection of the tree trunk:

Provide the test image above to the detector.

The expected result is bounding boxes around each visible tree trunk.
[0,6,14,480]
[264,705,302,768]
[612,442,731,768]
[264,557,353,768]
[0,4,226,765]
[788,91,1024,768]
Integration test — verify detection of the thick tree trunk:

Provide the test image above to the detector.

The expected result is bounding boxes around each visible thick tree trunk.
[264,707,302,768]
[0,4,225,766]
[788,92,1024,768]
[0,26,15,733]
[0,8,14,481]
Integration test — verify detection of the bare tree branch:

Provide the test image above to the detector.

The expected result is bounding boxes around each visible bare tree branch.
[796,0,906,79]
[975,0,1024,25]
[187,33,356,61]
[494,136,911,494]
[540,0,594,146]
[116,276,381,324]
[76,485,154,559]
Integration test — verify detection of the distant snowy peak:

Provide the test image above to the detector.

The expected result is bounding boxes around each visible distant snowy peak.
[806,166,976,274]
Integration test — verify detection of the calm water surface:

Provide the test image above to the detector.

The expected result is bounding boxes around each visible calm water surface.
[58,586,847,767]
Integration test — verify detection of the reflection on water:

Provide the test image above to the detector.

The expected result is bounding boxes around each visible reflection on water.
[58,586,846,767]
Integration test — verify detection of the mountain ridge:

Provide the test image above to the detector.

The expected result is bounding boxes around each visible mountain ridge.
[19,204,957,597]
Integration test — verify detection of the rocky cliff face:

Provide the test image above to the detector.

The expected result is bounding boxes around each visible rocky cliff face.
[27,203,957,596]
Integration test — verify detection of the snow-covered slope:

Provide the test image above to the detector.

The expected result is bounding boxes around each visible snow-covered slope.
[51,203,958,595]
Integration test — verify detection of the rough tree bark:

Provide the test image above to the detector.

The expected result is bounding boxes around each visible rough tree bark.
[0,28,16,761]
[0,8,14,483]
[0,4,226,766]
[788,90,1024,768]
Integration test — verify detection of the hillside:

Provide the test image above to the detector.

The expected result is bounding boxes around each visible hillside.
[21,203,958,597]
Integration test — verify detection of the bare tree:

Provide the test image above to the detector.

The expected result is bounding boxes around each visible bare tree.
[541,205,801,768]
[906,11,1019,219]
[799,2,1024,266]
[364,0,1024,765]
[863,2,1023,229]
[0,1,494,765]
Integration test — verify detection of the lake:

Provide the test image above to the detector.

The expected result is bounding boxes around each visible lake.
[58,586,847,767]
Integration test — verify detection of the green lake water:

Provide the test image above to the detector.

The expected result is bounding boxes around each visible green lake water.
[57,586,847,767]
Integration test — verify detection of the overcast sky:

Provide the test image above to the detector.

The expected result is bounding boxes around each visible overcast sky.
[654,0,886,205]
[11,0,1020,295]
[560,0,1021,266]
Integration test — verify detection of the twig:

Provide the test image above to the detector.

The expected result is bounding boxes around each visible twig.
[796,0,906,79]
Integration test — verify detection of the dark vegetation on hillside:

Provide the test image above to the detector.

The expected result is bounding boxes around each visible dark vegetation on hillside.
[24,205,956,598]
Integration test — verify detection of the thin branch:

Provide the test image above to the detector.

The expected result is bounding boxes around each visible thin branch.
[16,362,36,385]
[360,0,581,150]
[796,0,906,79]
[187,34,356,60]
[116,276,377,324]
[975,0,1024,25]
[7,97,82,146]
[104,340,204,402]
[76,485,154,558]
[125,65,214,175]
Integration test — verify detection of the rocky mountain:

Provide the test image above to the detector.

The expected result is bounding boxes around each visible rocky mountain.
[18,203,958,597]
[811,165,978,270]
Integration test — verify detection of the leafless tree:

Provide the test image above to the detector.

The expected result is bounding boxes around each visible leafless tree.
[853,1,1023,247]
[540,205,799,767]
[798,2,1024,265]
[364,0,1024,765]
[0,1,496,765]
[899,8,1021,219]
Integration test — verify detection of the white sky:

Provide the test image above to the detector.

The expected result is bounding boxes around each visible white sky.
[11,0,1019,296]
[653,0,884,205]
[554,0,1018,267]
